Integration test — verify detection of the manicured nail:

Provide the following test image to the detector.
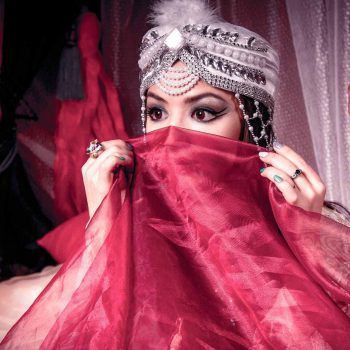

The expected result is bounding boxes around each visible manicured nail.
[126,143,134,150]
[260,167,266,173]
[259,151,269,158]
[119,156,126,160]
[273,141,284,149]
[273,175,283,183]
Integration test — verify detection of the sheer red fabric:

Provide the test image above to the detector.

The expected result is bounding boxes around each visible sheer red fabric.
[37,211,88,263]
[2,126,350,349]
[54,11,128,222]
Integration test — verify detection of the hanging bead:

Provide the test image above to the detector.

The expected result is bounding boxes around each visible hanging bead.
[236,95,259,147]
[140,94,147,143]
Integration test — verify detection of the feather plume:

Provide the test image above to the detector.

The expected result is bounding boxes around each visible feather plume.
[149,0,219,27]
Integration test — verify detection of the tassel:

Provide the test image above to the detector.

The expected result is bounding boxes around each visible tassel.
[56,23,84,101]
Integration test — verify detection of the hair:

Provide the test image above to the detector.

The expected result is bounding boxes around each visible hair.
[238,95,274,149]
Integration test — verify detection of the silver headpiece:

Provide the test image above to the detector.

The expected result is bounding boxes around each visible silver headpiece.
[138,0,280,148]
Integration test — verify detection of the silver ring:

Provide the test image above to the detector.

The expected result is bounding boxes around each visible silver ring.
[291,168,303,180]
[86,139,104,159]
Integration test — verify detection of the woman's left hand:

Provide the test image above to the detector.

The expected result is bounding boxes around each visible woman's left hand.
[259,141,326,213]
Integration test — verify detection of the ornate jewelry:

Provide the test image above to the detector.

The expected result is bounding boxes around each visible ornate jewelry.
[86,139,104,159]
[236,93,273,148]
[156,66,199,95]
[139,23,279,110]
[291,169,303,180]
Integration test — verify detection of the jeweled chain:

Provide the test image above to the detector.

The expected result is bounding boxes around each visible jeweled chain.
[140,48,274,110]
[189,47,266,86]
[183,24,269,52]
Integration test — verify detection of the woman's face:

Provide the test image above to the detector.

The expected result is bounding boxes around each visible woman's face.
[145,63,242,139]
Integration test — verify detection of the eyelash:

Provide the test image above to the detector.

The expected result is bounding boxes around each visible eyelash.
[146,107,227,123]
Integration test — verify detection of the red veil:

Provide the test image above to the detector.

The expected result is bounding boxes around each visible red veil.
[2,127,350,349]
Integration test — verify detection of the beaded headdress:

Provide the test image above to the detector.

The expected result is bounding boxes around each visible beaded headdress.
[138,0,280,148]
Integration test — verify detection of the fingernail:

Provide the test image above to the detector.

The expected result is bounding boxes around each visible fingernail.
[273,175,283,183]
[259,167,266,173]
[273,141,284,149]
[126,143,134,150]
[119,156,126,160]
[259,151,269,158]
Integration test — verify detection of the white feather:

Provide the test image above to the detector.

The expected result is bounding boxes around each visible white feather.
[149,0,219,27]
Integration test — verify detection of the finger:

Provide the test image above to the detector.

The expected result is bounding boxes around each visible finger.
[258,151,314,196]
[88,145,132,168]
[101,140,132,154]
[97,145,132,163]
[98,152,133,174]
[98,154,132,175]
[83,139,134,178]
[90,139,133,161]
[272,142,325,194]
[109,153,134,169]
[90,154,133,182]
[260,166,299,205]
[83,148,133,176]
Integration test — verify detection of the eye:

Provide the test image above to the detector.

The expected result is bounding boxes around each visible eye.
[147,107,167,121]
[191,108,224,122]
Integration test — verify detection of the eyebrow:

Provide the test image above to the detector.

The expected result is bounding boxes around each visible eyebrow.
[184,92,227,104]
[147,91,167,103]
[146,91,227,104]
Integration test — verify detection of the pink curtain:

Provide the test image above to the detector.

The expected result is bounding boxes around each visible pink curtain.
[286,0,350,208]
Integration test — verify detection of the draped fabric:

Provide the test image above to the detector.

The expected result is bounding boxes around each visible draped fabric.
[14,10,127,224]
[2,127,350,349]
[53,11,128,221]
[3,0,84,224]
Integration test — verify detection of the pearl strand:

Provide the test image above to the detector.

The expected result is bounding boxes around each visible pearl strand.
[141,94,147,143]
[236,93,269,147]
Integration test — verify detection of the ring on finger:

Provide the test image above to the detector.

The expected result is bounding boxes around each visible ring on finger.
[290,168,303,180]
[86,139,105,159]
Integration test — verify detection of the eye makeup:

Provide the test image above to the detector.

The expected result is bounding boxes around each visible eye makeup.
[146,106,168,121]
[146,101,229,123]
[190,107,228,122]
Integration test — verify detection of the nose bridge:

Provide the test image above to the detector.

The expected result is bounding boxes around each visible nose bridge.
[168,104,186,127]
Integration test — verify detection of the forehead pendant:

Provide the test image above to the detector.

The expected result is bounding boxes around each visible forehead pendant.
[156,66,199,95]
[156,29,200,95]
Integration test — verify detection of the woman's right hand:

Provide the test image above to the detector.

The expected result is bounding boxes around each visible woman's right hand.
[81,140,134,218]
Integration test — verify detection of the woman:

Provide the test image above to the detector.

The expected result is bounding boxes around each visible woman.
[1,0,350,348]
[83,61,326,219]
